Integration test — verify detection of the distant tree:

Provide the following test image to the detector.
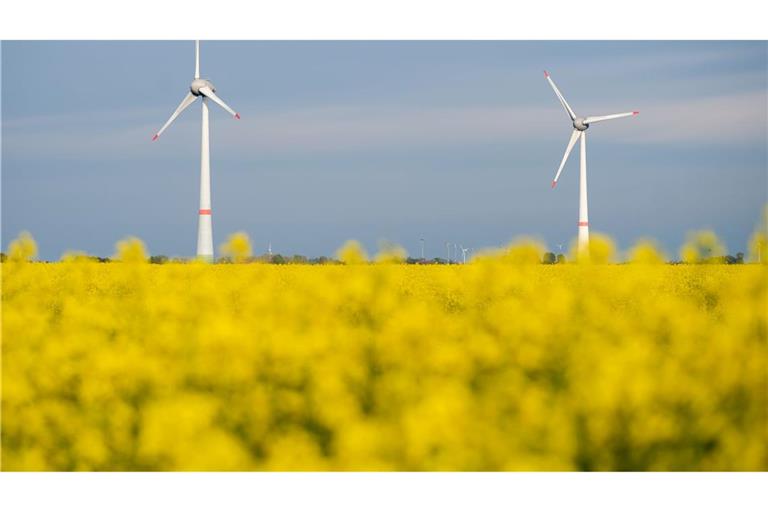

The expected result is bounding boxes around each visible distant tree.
[150,255,169,264]
[290,254,308,264]
[270,254,286,264]
[542,252,556,264]
[556,254,567,264]
[736,252,744,264]
[0,252,6,262]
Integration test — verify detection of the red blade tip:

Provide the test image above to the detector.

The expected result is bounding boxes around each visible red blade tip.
[152,134,159,141]
[633,111,640,115]
[235,113,241,119]
[544,70,550,77]
[551,180,557,189]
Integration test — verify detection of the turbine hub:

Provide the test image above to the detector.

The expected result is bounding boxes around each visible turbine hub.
[573,117,589,131]
[190,78,215,96]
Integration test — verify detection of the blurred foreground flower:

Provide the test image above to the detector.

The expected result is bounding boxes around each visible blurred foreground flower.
[113,237,148,263]
[375,241,407,264]
[628,239,666,265]
[219,232,253,263]
[680,230,726,264]
[336,240,368,264]
[749,205,768,264]
[570,233,616,264]
[7,231,37,262]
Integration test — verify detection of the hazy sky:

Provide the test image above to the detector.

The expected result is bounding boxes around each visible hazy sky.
[2,41,766,260]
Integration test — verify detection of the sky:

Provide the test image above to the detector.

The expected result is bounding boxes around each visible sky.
[2,41,766,260]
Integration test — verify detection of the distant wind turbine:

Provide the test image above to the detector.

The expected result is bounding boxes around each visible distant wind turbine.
[460,245,470,264]
[152,40,241,260]
[544,71,638,255]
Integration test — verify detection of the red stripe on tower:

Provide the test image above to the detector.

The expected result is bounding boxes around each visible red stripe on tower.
[199,209,212,215]
[578,221,589,227]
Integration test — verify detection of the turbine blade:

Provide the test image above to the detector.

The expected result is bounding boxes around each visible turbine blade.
[199,86,240,119]
[195,40,200,79]
[544,71,576,121]
[584,111,639,124]
[551,129,581,188]
[152,92,197,141]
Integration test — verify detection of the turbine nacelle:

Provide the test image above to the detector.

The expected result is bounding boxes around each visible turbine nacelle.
[191,78,215,96]
[153,71,240,142]
[573,117,589,131]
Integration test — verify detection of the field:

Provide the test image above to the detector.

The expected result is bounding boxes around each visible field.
[2,255,767,471]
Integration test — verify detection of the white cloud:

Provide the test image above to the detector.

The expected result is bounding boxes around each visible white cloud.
[614,91,767,144]
[3,90,765,162]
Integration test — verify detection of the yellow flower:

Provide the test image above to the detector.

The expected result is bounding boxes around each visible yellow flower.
[219,231,253,263]
[680,230,726,263]
[336,240,368,264]
[2,229,766,471]
[628,239,666,264]
[112,237,148,263]
[375,241,407,264]
[7,231,38,262]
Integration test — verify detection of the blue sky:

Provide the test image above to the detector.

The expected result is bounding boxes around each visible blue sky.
[2,41,766,260]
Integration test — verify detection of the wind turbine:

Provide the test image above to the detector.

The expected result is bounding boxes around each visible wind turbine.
[459,245,470,264]
[544,71,637,255]
[152,41,241,260]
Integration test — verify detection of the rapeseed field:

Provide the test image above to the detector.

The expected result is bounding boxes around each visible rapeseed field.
[1,234,766,471]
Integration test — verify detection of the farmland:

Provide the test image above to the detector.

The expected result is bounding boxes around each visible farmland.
[2,246,766,471]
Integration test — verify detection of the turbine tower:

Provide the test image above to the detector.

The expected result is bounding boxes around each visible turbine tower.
[544,71,637,256]
[152,40,240,260]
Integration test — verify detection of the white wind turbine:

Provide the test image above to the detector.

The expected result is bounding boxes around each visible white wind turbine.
[544,71,637,255]
[459,245,470,264]
[152,40,240,260]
